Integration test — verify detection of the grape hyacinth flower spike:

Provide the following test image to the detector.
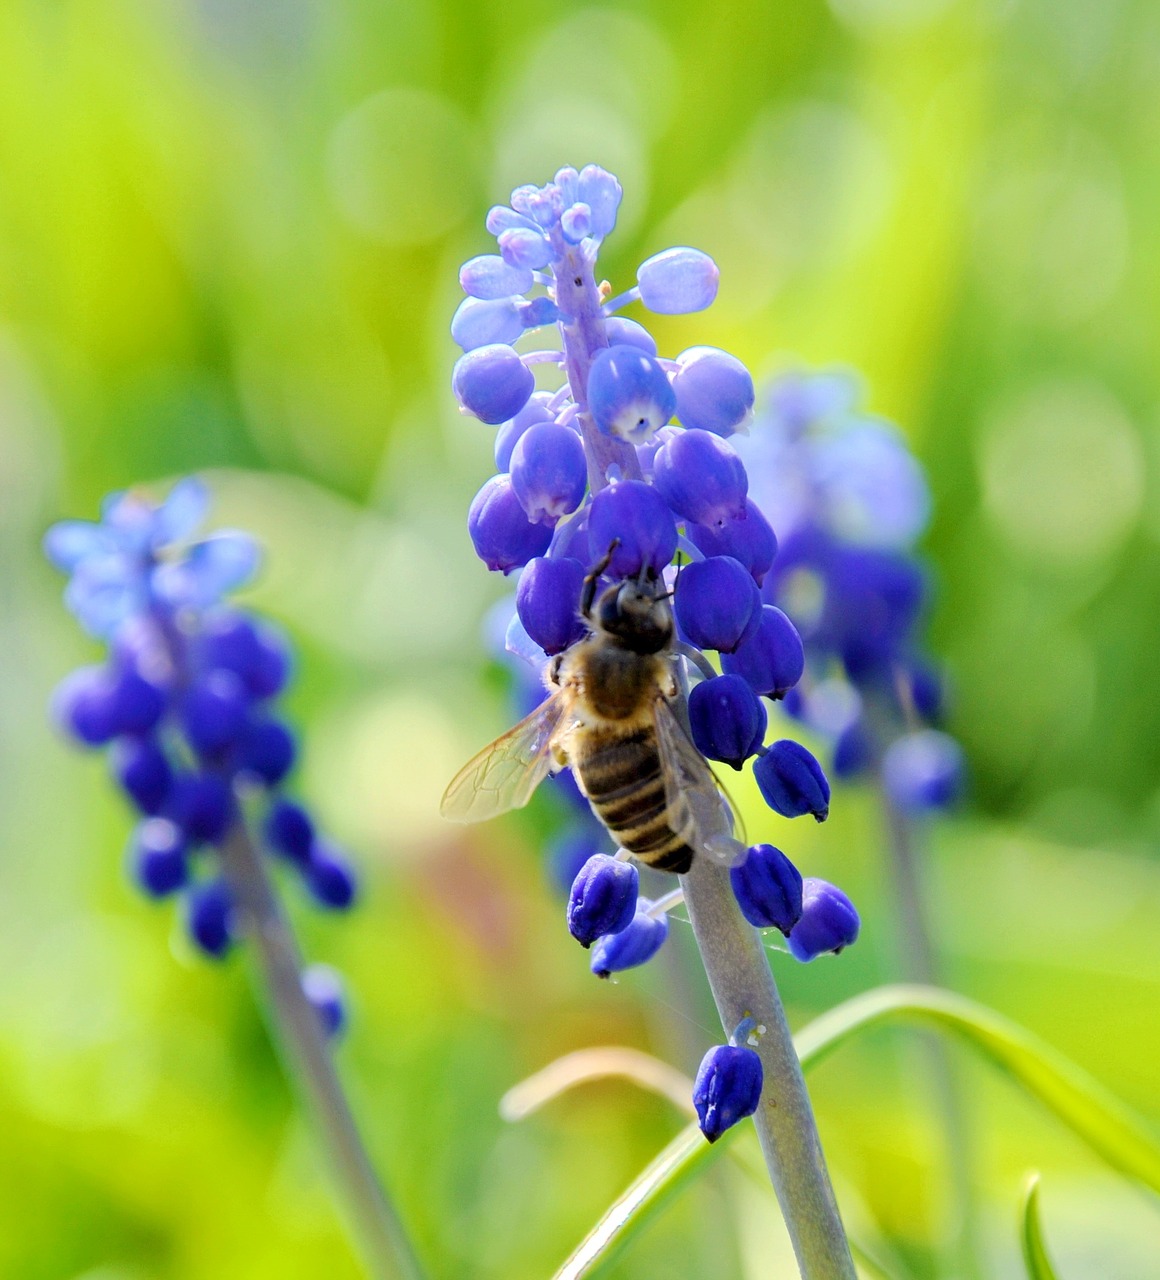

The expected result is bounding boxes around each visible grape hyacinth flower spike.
[445,165,858,1278]
[45,479,423,1280]
[46,480,358,957]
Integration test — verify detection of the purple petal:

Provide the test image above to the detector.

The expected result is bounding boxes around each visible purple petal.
[100,491,158,554]
[153,477,210,547]
[153,532,261,607]
[65,556,143,637]
[43,521,117,571]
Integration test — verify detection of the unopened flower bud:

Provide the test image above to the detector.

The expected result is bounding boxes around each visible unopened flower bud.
[180,668,250,757]
[653,429,748,527]
[131,818,188,898]
[672,346,755,437]
[451,296,524,351]
[560,201,592,242]
[576,164,622,238]
[688,674,766,770]
[166,772,234,844]
[199,611,290,700]
[637,247,719,314]
[112,736,173,815]
[468,474,554,574]
[459,253,534,300]
[510,423,587,522]
[453,343,535,424]
[720,605,804,699]
[306,844,358,910]
[787,878,860,961]
[567,854,639,947]
[518,296,559,329]
[588,480,677,579]
[187,879,235,958]
[729,843,802,933]
[266,798,315,866]
[303,964,347,1040]
[494,393,555,472]
[674,556,760,654]
[832,719,872,780]
[236,717,296,786]
[693,1044,763,1142]
[686,499,778,585]
[604,316,657,356]
[497,225,553,271]
[516,556,586,656]
[753,739,830,821]
[590,901,668,977]
[51,666,122,746]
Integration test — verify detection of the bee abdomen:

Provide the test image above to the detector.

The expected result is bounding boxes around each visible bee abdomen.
[578,729,695,875]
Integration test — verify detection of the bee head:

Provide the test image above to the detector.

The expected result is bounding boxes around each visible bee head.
[593,578,673,654]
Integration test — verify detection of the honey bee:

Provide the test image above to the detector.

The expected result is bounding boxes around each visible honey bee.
[441,551,729,873]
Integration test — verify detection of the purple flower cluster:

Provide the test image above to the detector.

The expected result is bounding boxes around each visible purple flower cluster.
[46,480,353,1034]
[454,169,862,1142]
[734,371,964,814]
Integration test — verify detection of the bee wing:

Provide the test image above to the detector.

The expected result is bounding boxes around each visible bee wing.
[440,690,571,824]
[652,696,735,853]
[712,769,748,847]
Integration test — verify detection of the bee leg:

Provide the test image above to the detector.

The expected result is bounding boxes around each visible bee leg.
[581,539,620,618]
[660,665,679,699]
[547,653,564,686]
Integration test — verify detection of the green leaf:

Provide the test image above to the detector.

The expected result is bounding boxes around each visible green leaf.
[795,985,1160,1193]
[555,984,1160,1279]
[1020,1173,1060,1280]
[553,1125,726,1280]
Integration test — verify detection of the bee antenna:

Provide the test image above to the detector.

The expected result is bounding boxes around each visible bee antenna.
[581,539,620,618]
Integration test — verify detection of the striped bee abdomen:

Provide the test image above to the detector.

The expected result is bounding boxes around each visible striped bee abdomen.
[575,726,695,875]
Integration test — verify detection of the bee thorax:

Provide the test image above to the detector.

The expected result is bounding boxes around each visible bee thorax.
[574,645,665,722]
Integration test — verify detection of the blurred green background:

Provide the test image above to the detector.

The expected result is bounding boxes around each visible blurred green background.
[2,0,1159,1276]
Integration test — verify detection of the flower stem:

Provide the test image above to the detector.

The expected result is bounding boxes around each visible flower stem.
[680,855,857,1280]
[550,240,642,492]
[219,823,425,1280]
[880,794,980,1280]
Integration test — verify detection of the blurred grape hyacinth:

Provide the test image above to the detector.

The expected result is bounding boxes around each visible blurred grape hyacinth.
[46,479,356,983]
[735,369,964,810]
[451,164,861,1269]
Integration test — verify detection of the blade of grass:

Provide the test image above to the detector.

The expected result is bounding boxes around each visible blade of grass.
[1020,1173,1060,1280]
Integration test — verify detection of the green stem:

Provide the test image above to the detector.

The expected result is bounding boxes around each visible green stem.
[679,855,857,1280]
[219,823,425,1280]
[881,794,980,1280]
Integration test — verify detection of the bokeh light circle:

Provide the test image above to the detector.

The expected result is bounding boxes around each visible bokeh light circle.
[327,88,480,245]
[979,379,1143,568]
